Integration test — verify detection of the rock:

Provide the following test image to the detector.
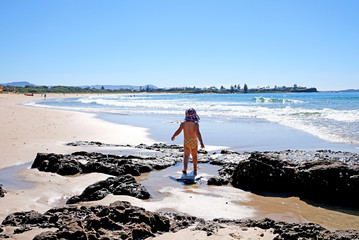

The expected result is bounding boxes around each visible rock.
[230,152,359,207]
[3,201,170,240]
[159,212,200,232]
[0,184,6,198]
[2,210,48,227]
[204,218,359,240]
[67,174,150,204]
[66,141,119,147]
[3,201,359,239]
[33,231,58,240]
[207,176,229,186]
[13,226,32,234]
[32,150,181,177]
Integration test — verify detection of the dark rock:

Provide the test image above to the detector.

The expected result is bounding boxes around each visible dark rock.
[204,218,359,240]
[230,152,359,207]
[159,212,200,232]
[13,226,32,234]
[66,141,119,147]
[3,201,170,240]
[32,149,181,178]
[3,201,359,240]
[220,150,236,154]
[67,174,150,204]
[0,184,6,198]
[33,231,58,240]
[57,160,82,175]
[207,176,229,186]
[2,210,48,227]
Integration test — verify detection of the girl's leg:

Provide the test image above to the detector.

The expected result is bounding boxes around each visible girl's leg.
[191,148,198,174]
[183,147,190,173]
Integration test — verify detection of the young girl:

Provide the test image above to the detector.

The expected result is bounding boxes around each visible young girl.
[171,108,205,175]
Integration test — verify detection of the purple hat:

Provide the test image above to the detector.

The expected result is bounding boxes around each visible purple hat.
[185,108,200,122]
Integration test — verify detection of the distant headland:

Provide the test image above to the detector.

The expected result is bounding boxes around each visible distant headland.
[0,81,318,94]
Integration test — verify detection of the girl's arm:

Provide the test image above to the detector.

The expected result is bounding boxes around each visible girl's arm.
[195,123,205,148]
[171,123,183,141]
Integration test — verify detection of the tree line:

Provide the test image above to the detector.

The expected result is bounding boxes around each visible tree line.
[0,83,317,94]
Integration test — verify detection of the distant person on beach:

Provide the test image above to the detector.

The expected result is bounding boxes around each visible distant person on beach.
[171,108,205,175]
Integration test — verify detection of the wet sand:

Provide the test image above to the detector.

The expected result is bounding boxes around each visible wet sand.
[77,163,359,231]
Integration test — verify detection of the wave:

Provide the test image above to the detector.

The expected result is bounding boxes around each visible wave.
[254,97,304,104]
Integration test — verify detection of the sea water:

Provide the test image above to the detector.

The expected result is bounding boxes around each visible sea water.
[25,92,359,152]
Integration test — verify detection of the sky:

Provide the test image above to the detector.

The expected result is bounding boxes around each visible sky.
[0,0,358,91]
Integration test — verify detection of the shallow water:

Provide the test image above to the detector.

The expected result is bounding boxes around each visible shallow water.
[0,163,34,190]
[135,163,359,230]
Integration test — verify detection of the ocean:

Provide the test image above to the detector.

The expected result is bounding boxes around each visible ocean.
[26,92,359,152]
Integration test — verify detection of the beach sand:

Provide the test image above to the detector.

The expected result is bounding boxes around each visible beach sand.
[0,93,154,169]
[1,93,358,239]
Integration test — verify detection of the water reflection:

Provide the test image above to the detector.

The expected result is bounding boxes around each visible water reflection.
[135,163,359,230]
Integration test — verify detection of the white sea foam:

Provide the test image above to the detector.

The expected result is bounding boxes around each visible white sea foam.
[254,97,304,104]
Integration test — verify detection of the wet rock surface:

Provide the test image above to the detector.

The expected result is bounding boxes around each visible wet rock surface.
[31,150,181,177]
[2,201,170,240]
[0,184,6,198]
[228,152,359,207]
[67,174,150,204]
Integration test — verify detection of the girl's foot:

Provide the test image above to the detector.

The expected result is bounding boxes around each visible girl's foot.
[182,170,187,175]
[193,170,197,176]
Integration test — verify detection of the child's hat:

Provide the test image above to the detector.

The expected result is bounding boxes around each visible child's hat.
[185,108,200,122]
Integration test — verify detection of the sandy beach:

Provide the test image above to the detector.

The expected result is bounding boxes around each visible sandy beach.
[1,93,359,240]
[0,93,154,169]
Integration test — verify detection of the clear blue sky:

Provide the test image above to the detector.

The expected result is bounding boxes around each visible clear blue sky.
[1,0,358,90]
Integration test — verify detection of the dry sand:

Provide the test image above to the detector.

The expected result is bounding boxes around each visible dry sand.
[148,226,277,240]
[0,93,154,169]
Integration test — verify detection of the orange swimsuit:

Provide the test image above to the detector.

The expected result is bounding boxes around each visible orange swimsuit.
[184,138,198,150]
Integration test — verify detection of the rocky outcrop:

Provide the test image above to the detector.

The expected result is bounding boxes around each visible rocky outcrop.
[205,218,359,240]
[160,212,202,232]
[31,151,180,177]
[3,201,359,240]
[66,141,121,147]
[0,184,6,198]
[2,201,170,240]
[231,152,359,207]
[67,174,150,204]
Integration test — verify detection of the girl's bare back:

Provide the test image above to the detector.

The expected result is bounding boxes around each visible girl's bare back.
[182,121,198,139]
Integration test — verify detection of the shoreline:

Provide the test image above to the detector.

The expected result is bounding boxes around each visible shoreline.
[0,93,154,170]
